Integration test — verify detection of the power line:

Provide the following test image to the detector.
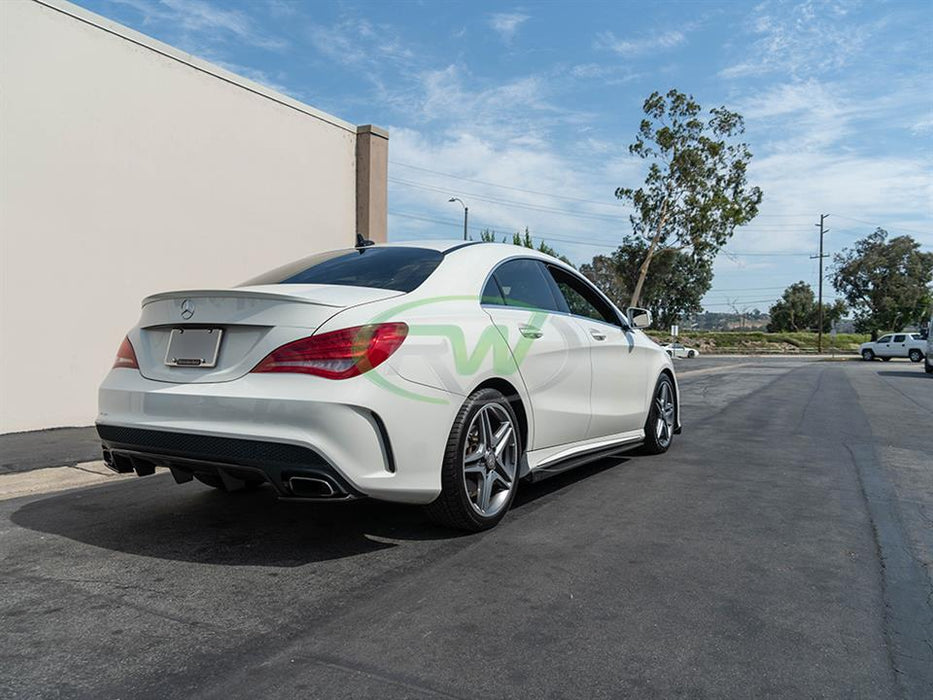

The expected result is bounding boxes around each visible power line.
[391,211,823,256]
[391,177,827,230]
[389,177,630,223]
[829,214,931,237]
[389,160,818,220]
[391,161,625,208]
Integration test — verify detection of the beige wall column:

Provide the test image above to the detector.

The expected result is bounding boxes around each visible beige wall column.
[356,124,389,243]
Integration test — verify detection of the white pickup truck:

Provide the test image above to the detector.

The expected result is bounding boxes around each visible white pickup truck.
[860,333,927,362]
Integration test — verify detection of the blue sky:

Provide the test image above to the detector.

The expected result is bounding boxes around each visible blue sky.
[77,0,932,313]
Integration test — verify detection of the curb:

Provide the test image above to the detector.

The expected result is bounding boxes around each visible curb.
[0,461,142,501]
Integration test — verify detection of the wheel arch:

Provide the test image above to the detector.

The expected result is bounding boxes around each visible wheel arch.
[470,377,529,452]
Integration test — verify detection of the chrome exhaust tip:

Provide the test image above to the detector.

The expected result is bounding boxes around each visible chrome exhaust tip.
[288,476,338,498]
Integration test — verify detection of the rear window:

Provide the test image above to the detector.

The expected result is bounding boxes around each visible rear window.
[241,247,443,293]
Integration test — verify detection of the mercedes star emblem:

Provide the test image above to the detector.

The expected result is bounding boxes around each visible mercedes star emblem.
[180,298,195,320]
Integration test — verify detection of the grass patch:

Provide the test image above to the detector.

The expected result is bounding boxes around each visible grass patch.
[647,330,870,354]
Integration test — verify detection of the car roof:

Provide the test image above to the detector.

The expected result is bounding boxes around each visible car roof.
[383,239,571,267]
[381,239,477,252]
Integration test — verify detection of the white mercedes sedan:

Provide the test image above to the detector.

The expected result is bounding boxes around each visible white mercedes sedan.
[98,240,681,531]
[662,342,699,359]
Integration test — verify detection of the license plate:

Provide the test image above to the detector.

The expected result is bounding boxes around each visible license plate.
[164,328,223,368]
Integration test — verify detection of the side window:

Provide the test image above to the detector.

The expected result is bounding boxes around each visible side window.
[481,276,504,305]
[893,334,906,343]
[490,259,563,312]
[546,265,621,327]
[877,335,892,343]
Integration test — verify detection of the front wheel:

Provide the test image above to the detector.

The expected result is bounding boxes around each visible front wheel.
[425,388,521,532]
[862,349,875,361]
[909,349,923,363]
[687,350,696,358]
[641,375,676,455]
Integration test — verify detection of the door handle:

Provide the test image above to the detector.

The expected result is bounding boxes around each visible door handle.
[519,325,543,339]
[589,329,607,341]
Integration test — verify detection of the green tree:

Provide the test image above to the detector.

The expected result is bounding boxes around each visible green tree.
[832,228,933,339]
[478,227,572,265]
[579,236,713,329]
[616,89,763,307]
[767,281,845,332]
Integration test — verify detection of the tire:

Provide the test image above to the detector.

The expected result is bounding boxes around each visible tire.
[862,349,875,361]
[425,388,521,532]
[909,349,923,363]
[687,350,696,358]
[641,375,676,455]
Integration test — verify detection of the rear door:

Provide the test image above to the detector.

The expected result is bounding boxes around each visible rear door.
[482,259,592,449]
[544,265,649,437]
[891,334,908,357]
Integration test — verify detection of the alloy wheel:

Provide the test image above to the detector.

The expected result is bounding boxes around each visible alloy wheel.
[462,403,518,517]
[655,381,675,448]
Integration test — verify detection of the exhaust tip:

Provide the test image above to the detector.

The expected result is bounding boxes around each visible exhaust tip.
[288,476,338,498]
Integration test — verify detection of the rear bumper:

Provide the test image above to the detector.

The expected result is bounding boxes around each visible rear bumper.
[97,368,461,504]
[97,424,363,500]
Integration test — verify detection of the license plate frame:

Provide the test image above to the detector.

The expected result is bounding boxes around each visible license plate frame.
[164,328,223,368]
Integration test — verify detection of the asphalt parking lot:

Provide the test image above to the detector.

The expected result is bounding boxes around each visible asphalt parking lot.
[1,357,931,698]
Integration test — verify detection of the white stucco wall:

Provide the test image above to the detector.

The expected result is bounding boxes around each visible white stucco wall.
[0,0,360,433]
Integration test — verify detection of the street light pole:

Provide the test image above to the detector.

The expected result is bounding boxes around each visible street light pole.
[448,197,468,240]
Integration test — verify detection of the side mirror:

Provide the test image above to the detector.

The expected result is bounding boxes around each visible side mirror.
[627,307,652,329]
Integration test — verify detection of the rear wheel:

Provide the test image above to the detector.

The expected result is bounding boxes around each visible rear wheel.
[641,375,675,455]
[426,388,521,532]
[862,349,875,361]
[909,349,923,363]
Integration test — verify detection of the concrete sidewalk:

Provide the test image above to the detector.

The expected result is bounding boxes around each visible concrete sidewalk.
[0,426,100,474]
[0,426,128,500]
[0,460,138,501]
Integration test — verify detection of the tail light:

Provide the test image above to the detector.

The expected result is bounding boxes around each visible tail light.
[113,336,139,369]
[251,323,408,379]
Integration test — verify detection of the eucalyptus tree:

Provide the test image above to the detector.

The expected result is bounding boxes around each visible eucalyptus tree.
[833,228,933,339]
[616,89,763,307]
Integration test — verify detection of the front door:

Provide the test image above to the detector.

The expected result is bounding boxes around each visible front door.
[544,265,650,437]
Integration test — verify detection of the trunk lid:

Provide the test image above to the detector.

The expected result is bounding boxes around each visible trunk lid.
[133,284,402,383]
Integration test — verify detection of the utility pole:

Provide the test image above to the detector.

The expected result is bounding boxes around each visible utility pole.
[811,214,830,353]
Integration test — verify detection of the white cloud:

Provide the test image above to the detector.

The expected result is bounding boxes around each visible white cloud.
[488,12,530,43]
[307,19,414,69]
[727,78,933,254]
[910,116,933,135]
[718,0,878,79]
[594,29,685,56]
[110,0,288,51]
[569,63,645,85]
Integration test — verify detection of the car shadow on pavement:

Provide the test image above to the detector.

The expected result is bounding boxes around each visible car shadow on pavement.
[876,370,928,378]
[9,455,631,567]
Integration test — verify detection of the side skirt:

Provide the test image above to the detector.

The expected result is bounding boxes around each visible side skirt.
[526,435,644,483]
